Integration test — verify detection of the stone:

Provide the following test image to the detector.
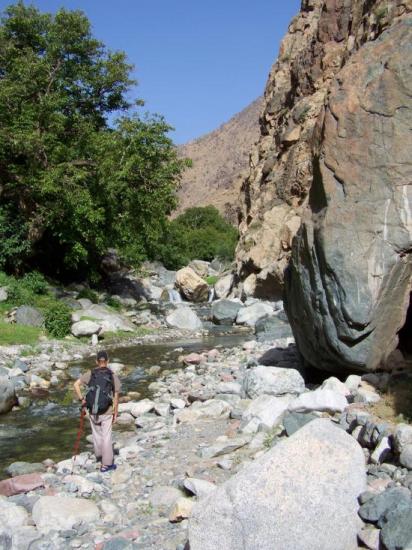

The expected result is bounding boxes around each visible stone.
[10,526,40,550]
[169,497,194,522]
[183,353,204,365]
[0,377,17,414]
[345,375,362,393]
[15,306,44,327]
[394,424,412,454]
[31,496,99,533]
[183,478,216,499]
[154,402,170,417]
[357,525,380,550]
[0,499,30,530]
[255,315,293,342]
[283,411,317,436]
[175,267,209,302]
[214,274,234,299]
[288,389,348,414]
[400,445,412,470]
[370,437,392,465]
[241,394,292,434]
[0,473,44,497]
[5,462,45,477]
[321,377,351,397]
[62,475,95,495]
[166,306,203,330]
[380,501,412,550]
[71,304,135,333]
[358,487,411,524]
[170,398,186,409]
[149,486,183,508]
[118,399,155,417]
[199,436,250,459]
[189,419,366,550]
[110,464,133,485]
[188,260,210,278]
[216,382,242,395]
[176,399,231,424]
[243,366,305,398]
[353,388,381,405]
[211,300,242,325]
[236,302,274,327]
[71,320,101,337]
[285,20,412,373]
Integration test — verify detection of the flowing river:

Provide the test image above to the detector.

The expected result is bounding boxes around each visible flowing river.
[0,332,250,477]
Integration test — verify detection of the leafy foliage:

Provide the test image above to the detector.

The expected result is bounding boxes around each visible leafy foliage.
[77,288,99,304]
[0,2,188,277]
[154,206,238,269]
[44,301,71,338]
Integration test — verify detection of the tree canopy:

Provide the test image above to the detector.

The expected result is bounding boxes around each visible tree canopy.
[0,2,189,279]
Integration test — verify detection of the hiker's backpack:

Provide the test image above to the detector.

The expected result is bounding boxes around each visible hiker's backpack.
[86,367,114,416]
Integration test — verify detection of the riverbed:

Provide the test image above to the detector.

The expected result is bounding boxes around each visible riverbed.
[0,332,251,476]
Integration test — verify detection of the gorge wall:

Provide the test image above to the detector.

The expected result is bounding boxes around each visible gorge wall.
[236,0,412,371]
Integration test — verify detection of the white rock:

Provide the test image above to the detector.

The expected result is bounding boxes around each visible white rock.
[109,362,125,375]
[370,437,392,465]
[353,388,381,404]
[71,320,101,337]
[345,374,362,392]
[236,303,274,327]
[99,499,122,524]
[394,424,412,454]
[189,419,366,550]
[243,366,305,399]
[63,475,95,495]
[214,274,234,299]
[32,496,99,533]
[400,444,412,469]
[154,402,170,417]
[241,394,292,434]
[170,398,186,409]
[0,498,29,530]
[321,377,351,397]
[166,306,203,330]
[118,444,144,460]
[130,399,155,417]
[216,382,242,395]
[288,389,348,414]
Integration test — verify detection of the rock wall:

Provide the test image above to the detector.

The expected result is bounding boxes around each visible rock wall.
[236,0,412,371]
[236,0,412,300]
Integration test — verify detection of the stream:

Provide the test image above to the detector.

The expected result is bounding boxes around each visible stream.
[0,332,251,477]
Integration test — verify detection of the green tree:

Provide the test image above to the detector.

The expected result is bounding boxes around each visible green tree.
[0,2,188,277]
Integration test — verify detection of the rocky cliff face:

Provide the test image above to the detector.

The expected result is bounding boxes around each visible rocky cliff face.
[175,98,263,223]
[236,0,412,371]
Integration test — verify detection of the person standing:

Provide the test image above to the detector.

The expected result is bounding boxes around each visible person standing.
[74,350,121,472]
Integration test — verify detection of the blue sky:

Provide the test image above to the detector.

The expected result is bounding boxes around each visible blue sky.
[0,0,301,143]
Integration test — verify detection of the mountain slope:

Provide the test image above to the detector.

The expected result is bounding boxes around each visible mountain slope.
[175,97,263,223]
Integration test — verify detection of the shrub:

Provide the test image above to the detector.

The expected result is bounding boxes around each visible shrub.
[44,302,72,338]
[21,272,49,295]
[77,289,100,304]
[106,296,122,311]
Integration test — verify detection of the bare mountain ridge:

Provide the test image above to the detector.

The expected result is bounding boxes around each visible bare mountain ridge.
[175,97,263,223]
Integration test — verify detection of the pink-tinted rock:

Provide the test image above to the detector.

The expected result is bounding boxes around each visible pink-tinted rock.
[0,473,44,497]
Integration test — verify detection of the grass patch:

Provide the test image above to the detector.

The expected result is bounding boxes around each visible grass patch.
[0,321,43,346]
[205,275,218,286]
[370,374,412,424]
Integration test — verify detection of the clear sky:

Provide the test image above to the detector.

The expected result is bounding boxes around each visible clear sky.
[0,0,301,144]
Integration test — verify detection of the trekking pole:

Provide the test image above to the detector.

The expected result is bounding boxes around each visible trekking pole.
[71,404,86,472]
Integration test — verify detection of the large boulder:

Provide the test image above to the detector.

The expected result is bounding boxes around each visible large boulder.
[71,320,100,337]
[240,394,292,434]
[189,260,210,278]
[175,267,209,302]
[15,306,44,327]
[255,314,293,342]
[285,20,412,372]
[32,496,100,532]
[212,299,242,325]
[165,306,202,330]
[236,302,274,327]
[214,273,234,299]
[72,304,135,333]
[189,419,366,550]
[243,366,305,399]
[0,377,17,414]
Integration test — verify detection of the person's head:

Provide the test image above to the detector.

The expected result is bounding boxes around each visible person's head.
[96,350,109,368]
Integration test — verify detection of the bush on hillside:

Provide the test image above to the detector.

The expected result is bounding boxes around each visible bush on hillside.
[77,289,99,304]
[154,206,238,270]
[44,302,72,338]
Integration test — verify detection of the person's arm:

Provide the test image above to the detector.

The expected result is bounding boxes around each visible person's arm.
[73,378,86,407]
[112,392,119,423]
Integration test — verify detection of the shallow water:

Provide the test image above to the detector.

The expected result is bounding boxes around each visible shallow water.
[0,332,250,477]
